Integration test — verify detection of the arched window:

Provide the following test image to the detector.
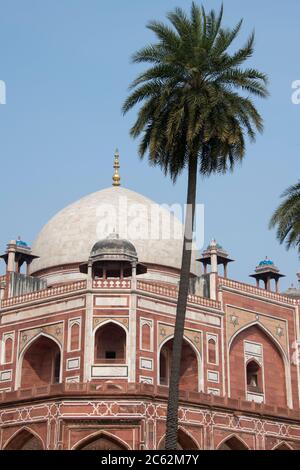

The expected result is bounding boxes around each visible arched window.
[208,338,217,364]
[246,360,262,392]
[70,322,80,351]
[4,337,13,363]
[94,323,126,364]
[20,336,61,388]
[159,338,198,392]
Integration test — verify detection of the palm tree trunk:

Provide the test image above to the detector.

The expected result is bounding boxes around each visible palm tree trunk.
[165,154,198,450]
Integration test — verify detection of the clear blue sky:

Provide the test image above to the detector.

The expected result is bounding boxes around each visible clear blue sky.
[0,0,299,290]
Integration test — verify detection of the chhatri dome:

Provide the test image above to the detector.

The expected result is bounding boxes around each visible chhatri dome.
[30,151,200,283]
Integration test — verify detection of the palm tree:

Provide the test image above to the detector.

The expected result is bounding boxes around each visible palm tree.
[122,2,268,449]
[269,181,300,254]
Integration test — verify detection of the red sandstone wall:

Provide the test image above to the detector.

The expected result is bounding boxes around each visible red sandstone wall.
[229,325,286,407]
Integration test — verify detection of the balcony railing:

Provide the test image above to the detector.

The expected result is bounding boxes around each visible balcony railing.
[1,280,87,308]
[219,277,299,305]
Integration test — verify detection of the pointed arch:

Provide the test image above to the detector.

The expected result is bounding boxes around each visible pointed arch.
[93,320,127,364]
[273,442,293,450]
[158,334,202,392]
[70,322,80,351]
[4,336,13,363]
[246,359,263,392]
[17,333,62,389]
[3,427,44,450]
[73,430,131,450]
[228,322,291,407]
[217,434,249,450]
[229,321,288,362]
[157,427,199,450]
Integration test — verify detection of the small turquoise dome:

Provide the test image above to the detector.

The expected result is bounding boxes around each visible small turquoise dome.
[16,239,28,248]
[258,258,274,267]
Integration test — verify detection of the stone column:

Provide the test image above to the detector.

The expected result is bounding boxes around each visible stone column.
[128,262,137,382]
[0,281,6,302]
[7,240,16,273]
[83,261,93,382]
[211,250,218,274]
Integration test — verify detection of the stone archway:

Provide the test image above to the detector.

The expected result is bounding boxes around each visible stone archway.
[159,337,199,391]
[75,432,129,450]
[273,442,293,450]
[229,324,287,407]
[218,435,249,450]
[94,322,126,364]
[158,428,199,450]
[3,429,44,450]
[20,335,61,388]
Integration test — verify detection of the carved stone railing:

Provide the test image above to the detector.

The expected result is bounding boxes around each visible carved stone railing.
[0,382,299,422]
[137,280,177,298]
[218,277,299,306]
[93,279,131,289]
[137,280,221,310]
[1,280,87,308]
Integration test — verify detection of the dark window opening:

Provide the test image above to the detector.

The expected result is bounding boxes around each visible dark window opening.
[105,351,116,359]
[246,360,262,393]
[53,353,60,383]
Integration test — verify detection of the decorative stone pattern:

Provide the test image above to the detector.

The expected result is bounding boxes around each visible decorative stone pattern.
[158,322,202,354]
[19,322,64,355]
[226,306,288,355]
[93,317,129,331]
[1,281,86,308]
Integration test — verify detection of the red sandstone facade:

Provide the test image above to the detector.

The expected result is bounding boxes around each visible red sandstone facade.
[0,269,300,450]
[0,188,300,451]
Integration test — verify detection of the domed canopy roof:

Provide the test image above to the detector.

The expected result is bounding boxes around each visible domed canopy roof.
[30,186,199,275]
[90,233,138,261]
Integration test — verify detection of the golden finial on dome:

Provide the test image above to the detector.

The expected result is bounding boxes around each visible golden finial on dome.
[112,148,121,187]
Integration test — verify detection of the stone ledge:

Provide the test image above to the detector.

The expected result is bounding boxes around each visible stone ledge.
[0,381,299,422]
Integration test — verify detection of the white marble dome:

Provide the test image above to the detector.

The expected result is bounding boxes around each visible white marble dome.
[30,186,200,276]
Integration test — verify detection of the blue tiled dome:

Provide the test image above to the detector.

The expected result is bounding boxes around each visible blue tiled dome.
[16,239,28,248]
[258,258,274,267]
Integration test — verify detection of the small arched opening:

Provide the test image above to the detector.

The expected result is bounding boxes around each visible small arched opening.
[246,360,263,393]
[159,337,199,392]
[158,428,199,450]
[218,435,249,450]
[94,323,126,364]
[75,432,129,450]
[20,335,61,389]
[3,429,44,450]
[273,442,293,450]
